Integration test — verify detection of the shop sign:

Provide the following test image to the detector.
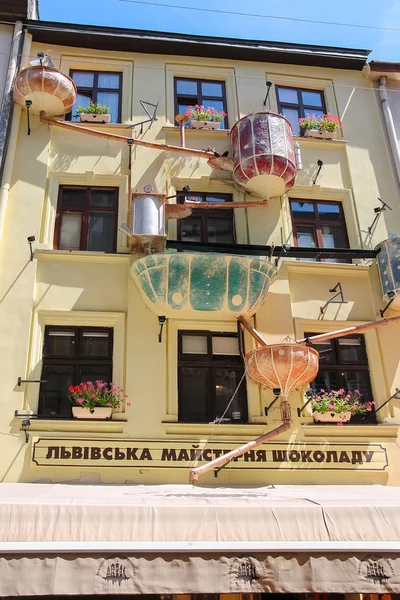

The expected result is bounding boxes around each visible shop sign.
[32,438,388,470]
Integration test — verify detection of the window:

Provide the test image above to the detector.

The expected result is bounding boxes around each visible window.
[290,199,349,261]
[174,78,228,128]
[276,87,326,136]
[178,331,247,423]
[68,71,122,123]
[38,326,113,417]
[306,332,376,423]
[177,193,234,244]
[54,186,118,252]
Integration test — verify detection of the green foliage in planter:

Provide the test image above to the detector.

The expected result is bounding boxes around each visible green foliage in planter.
[75,101,110,116]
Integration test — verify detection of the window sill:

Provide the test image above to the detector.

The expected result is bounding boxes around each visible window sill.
[162,421,267,436]
[285,260,370,276]
[294,135,348,146]
[69,122,128,130]
[163,125,230,139]
[21,418,127,434]
[35,249,130,264]
[301,423,399,438]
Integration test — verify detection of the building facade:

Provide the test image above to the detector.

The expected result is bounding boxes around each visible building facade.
[0,16,400,598]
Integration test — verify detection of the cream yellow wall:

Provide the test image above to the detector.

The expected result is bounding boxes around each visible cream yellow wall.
[0,25,12,95]
[0,40,399,486]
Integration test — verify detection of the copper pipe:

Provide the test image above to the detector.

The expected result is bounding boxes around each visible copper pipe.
[175,114,189,148]
[296,314,400,345]
[39,113,214,159]
[189,402,291,484]
[185,201,269,209]
[238,315,268,347]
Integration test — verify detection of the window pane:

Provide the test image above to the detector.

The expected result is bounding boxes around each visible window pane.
[40,365,74,417]
[90,189,116,207]
[72,72,94,87]
[98,73,120,89]
[338,336,367,362]
[88,212,115,252]
[212,336,240,355]
[301,90,324,107]
[297,225,316,247]
[97,91,119,122]
[291,201,315,220]
[61,188,86,207]
[71,93,91,121]
[182,335,208,354]
[205,196,229,203]
[46,330,77,358]
[179,367,208,421]
[181,217,202,242]
[341,370,373,402]
[310,340,334,364]
[176,79,198,96]
[282,107,300,135]
[81,330,111,358]
[317,203,342,221]
[202,99,227,127]
[322,225,347,249]
[59,213,82,251]
[310,370,339,392]
[278,88,298,104]
[214,368,246,422]
[201,82,223,97]
[80,365,113,384]
[207,217,234,244]
[304,109,324,120]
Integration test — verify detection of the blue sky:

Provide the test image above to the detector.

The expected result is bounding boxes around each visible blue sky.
[39,0,400,61]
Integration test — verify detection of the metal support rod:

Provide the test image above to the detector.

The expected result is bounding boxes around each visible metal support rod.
[368,198,393,235]
[264,395,279,416]
[320,282,347,315]
[296,314,400,345]
[374,388,400,414]
[189,401,292,483]
[297,397,313,417]
[17,377,47,386]
[237,315,268,347]
[313,159,323,185]
[26,104,31,135]
[158,317,166,343]
[184,200,269,209]
[40,113,215,160]
[380,296,396,318]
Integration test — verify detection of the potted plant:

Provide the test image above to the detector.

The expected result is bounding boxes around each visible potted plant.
[306,388,374,424]
[299,113,342,139]
[75,101,111,123]
[185,105,227,130]
[69,380,129,419]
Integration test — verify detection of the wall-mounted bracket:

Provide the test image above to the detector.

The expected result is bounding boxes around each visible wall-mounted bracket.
[374,388,400,414]
[17,377,47,387]
[158,316,166,343]
[27,235,35,261]
[380,290,396,318]
[320,282,347,315]
[25,100,32,135]
[367,198,392,234]
[22,420,30,443]
[127,100,159,134]
[297,396,313,417]
[264,388,281,416]
[313,159,323,185]
[263,80,273,106]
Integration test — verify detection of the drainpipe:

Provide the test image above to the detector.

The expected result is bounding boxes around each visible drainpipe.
[0,30,31,242]
[378,76,400,190]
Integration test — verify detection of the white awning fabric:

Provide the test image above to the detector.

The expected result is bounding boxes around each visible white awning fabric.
[0,483,400,595]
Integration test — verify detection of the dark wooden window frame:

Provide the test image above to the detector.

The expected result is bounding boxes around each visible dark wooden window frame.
[290,199,350,259]
[174,77,228,128]
[177,192,235,244]
[38,325,114,417]
[54,186,119,252]
[66,70,123,123]
[276,86,327,125]
[306,332,376,423]
[177,330,248,423]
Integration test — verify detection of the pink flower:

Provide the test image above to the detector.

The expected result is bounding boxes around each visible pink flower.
[76,398,84,404]
[126,402,131,407]
[337,422,344,426]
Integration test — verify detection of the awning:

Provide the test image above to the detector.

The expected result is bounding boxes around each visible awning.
[1,483,400,595]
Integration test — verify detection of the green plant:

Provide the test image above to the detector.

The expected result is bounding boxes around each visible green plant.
[185,105,227,122]
[299,113,342,132]
[75,101,110,116]
[69,380,130,413]
[306,388,374,415]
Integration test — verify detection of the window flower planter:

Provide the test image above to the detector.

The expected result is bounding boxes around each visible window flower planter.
[72,407,112,419]
[313,411,351,423]
[79,113,111,123]
[190,120,221,130]
[303,129,337,140]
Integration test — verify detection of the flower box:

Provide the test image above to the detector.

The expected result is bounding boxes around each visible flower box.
[72,407,112,419]
[313,411,352,423]
[190,120,221,130]
[303,129,337,140]
[79,113,111,124]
